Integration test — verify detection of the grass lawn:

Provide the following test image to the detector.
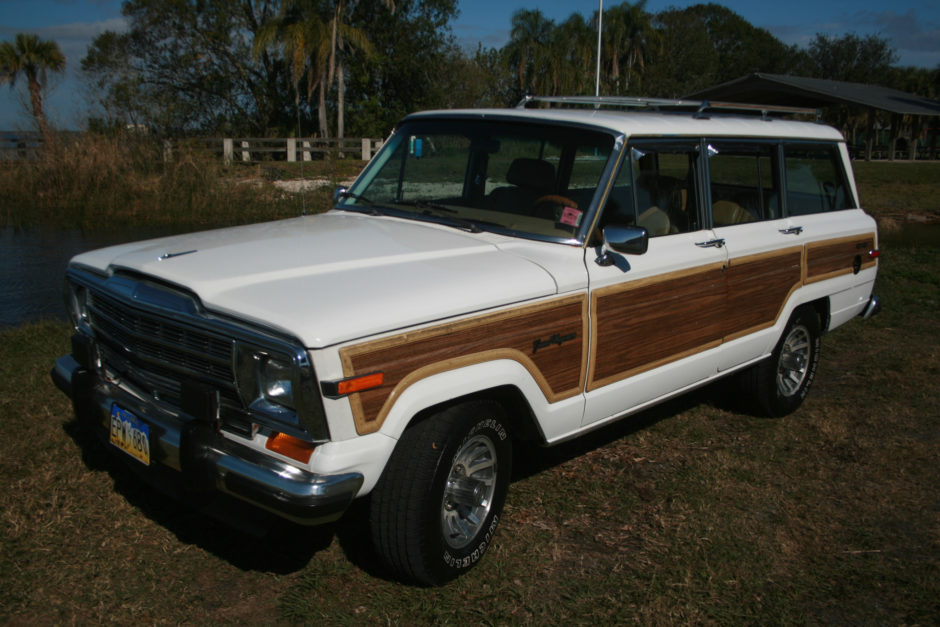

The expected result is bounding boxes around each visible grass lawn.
[0,161,937,623]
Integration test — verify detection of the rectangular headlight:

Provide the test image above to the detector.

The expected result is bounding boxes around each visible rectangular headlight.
[261,355,294,409]
[233,342,328,441]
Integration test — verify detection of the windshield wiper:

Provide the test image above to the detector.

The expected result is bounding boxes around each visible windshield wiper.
[384,199,492,233]
[391,199,458,214]
[336,190,374,205]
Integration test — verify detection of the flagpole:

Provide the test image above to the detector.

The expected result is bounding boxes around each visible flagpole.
[595,0,603,97]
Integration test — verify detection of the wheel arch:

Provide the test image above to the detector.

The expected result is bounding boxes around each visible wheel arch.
[801,296,831,333]
[376,358,549,444]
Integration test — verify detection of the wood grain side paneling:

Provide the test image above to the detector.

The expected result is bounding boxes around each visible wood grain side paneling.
[588,263,726,390]
[723,247,803,341]
[340,295,587,434]
[805,233,877,284]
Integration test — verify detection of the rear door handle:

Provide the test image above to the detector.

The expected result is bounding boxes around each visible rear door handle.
[779,226,803,235]
[695,238,725,249]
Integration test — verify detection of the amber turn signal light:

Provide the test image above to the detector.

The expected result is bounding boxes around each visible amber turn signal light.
[265,432,316,463]
[320,372,385,398]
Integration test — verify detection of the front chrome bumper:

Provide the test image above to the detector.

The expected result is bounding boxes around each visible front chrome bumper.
[51,354,362,526]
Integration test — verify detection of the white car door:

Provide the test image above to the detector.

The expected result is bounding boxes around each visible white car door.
[582,139,730,427]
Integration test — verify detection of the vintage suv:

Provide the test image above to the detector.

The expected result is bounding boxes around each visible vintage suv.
[52,96,880,585]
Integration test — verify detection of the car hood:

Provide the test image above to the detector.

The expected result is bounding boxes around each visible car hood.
[71,212,560,347]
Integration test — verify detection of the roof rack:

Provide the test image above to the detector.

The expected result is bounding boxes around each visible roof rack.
[515,95,820,121]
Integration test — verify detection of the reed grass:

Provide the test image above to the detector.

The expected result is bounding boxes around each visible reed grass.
[0,133,353,230]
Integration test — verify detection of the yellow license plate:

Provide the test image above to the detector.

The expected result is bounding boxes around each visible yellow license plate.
[109,405,151,465]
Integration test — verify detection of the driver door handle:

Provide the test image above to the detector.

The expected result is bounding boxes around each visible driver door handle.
[779,226,804,235]
[695,238,725,249]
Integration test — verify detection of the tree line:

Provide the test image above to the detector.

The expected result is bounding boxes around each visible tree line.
[3,0,939,139]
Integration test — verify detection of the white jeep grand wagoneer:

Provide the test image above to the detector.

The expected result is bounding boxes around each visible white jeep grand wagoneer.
[53,96,880,585]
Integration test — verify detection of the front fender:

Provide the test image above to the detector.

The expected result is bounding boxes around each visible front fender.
[375,358,585,446]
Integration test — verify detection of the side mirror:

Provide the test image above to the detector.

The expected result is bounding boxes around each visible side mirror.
[604,225,648,254]
[596,225,648,266]
[333,186,348,204]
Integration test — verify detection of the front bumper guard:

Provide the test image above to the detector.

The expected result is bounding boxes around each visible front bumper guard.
[52,354,362,526]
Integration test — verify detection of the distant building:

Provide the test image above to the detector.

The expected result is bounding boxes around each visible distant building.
[686,73,940,160]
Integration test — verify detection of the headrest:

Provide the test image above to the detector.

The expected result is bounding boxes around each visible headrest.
[506,158,555,189]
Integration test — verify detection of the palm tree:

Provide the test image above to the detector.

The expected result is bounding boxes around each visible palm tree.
[505,9,554,95]
[0,33,66,137]
[551,15,594,95]
[254,0,332,137]
[599,1,654,93]
[254,0,381,140]
[326,0,377,141]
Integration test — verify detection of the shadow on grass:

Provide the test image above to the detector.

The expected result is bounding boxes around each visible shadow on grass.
[62,417,337,575]
[59,381,728,584]
[510,383,722,481]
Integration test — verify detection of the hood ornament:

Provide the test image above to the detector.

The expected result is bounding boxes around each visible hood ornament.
[158,249,197,261]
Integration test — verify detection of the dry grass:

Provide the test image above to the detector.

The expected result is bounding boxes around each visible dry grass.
[854,160,940,223]
[0,133,363,231]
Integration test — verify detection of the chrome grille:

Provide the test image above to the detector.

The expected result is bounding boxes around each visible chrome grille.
[88,289,236,405]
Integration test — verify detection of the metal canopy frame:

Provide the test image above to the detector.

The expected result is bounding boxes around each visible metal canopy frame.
[515,95,820,121]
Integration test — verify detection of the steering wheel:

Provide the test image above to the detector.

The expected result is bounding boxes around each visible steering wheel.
[529,194,579,221]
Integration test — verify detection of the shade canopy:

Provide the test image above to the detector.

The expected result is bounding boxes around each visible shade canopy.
[685,73,940,117]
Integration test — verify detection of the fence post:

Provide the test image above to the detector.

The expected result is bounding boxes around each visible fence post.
[287,137,297,162]
[223,138,233,165]
[361,138,371,161]
[241,140,250,162]
[302,140,312,162]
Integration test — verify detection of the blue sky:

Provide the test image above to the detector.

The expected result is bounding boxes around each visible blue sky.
[1,0,938,130]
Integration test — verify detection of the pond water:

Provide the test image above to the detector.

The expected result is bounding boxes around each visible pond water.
[2,221,939,329]
[0,227,173,328]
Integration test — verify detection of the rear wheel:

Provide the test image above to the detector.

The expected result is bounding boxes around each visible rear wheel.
[740,306,821,417]
[369,399,512,585]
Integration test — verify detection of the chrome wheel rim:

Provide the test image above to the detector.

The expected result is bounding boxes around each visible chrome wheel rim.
[777,325,811,397]
[441,434,497,549]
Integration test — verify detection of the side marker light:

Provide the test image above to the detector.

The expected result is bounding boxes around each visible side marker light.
[320,372,385,398]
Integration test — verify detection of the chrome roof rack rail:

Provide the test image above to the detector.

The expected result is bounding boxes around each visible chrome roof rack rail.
[516,95,820,120]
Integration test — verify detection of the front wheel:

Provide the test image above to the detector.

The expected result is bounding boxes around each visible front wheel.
[369,399,512,585]
[739,306,822,417]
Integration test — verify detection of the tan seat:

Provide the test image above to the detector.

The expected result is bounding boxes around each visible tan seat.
[637,206,672,236]
[713,200,754,226]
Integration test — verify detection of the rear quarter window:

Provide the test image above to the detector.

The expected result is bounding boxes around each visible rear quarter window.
[784,143,855,215]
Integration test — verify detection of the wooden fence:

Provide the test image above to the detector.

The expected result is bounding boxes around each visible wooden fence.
[219,137,383,163]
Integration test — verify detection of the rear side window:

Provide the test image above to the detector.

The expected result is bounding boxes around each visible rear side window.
[784,143,854,215]
[707,141,780,225]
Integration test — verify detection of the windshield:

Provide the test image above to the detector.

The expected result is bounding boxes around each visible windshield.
[339,118,616,241]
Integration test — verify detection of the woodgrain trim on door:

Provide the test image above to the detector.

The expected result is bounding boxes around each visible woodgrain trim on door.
[588,262,727,390]
[805,233,877,284]
[588,246,805,390]
[339,294,588,435]
[723,246,804,341]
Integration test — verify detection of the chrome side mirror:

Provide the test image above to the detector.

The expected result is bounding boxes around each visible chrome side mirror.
[333,186,348,204]
[595,225,649,267]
